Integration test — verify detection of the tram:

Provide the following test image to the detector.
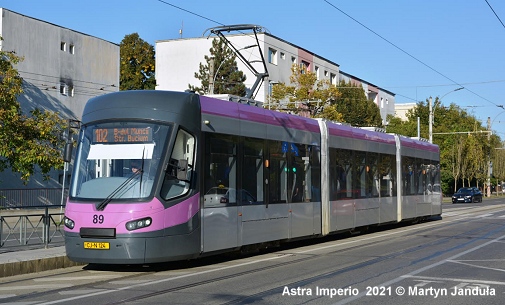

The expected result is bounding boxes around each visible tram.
[64,90,441,264]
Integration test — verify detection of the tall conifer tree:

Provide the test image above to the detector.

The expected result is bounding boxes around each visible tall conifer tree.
[190,38,247,96]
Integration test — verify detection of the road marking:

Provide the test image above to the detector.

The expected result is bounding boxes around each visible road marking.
[0,301,38,305]
[402,275,505,286]
[0,284,73,291]
[474,213,494,218]
[34,275,118,281]
[59,289,108,295]
[294,215,471,254]
[447,259,505,272]
[109,280,153,285]
[35,253,295,304]
[33,206,505,305]
[332,233,505,304]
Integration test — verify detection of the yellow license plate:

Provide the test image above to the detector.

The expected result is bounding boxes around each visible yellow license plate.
[84,241,110,250]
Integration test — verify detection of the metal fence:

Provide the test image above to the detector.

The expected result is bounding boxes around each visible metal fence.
[0,206,65,249]
[0,188,68,208]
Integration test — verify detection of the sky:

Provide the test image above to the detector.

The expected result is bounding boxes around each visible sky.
[4,0,505,137]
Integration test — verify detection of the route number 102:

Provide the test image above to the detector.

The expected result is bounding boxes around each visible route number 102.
[95,129,108,143]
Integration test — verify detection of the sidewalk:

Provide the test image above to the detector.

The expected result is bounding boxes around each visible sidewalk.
[0,246,84,278]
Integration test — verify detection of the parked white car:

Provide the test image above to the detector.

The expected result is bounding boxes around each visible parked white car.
[203,187,256,206]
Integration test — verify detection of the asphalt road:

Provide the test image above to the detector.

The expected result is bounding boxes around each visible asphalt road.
[0,199,504,305]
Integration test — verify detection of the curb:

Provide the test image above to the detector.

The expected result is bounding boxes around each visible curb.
[0,255,85,278]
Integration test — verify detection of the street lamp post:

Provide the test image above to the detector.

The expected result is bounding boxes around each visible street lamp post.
[429,87,464,143]
[486,110,505,197]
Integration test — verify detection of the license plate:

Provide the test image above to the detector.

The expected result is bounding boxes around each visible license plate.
[84,241,110,250]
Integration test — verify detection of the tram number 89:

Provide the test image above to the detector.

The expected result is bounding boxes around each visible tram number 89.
[93,215,104,224]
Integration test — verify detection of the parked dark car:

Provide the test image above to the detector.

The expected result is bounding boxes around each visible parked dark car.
[452,187,483,203]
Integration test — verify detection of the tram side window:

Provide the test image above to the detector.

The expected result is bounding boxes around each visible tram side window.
[288,142,307,203]
[268,140,310,203]
[402,156,416,195]
[355,151,367,198]
[268,140,287,203]
[416,158,426,195]
[419,158,437,195]
[288,144,310,202]
[160,129,195,201]
[203,133,238,207]
[428,162,441,194]
[309,144,320,202]
[242,137,263,205]
[330,148,353,200]
[367,153,380,198]
[379,154,396,197]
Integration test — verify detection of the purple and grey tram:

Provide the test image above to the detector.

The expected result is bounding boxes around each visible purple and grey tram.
[64,90,441,264]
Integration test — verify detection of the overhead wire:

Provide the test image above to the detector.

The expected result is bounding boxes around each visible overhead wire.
[484,0,505,30]
[155,0,224,26]
[153,0,341,83]
[154,0,503,109]
[322,0,503,109]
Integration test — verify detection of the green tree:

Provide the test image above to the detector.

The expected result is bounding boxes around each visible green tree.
[120,33,156,90]
[189,38,247,96]
[0,38,66,181]
[493,148,505,188]
[270,64,341,119]
[333,80,382,127]
[386,98,499,194]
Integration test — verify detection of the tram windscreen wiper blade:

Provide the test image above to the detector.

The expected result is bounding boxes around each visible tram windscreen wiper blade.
[96,147,146,211]
[139,149,146,195]
[95,169,143,211]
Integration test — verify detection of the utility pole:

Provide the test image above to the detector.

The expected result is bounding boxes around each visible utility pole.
[488,117,492,197]
[429,97,433,143]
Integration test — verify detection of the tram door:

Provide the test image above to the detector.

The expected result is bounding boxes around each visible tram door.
[202,134,240,253]
[240,139,290,245]
[239,138,269,245]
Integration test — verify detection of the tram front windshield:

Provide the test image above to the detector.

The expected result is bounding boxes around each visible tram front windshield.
[70,122,170,200]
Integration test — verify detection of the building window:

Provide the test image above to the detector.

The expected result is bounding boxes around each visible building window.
[68,86,74,97]
[60,42,66,52]
[300,60,310,74]
[268,48,277,65]
[280,52,285,60]
[60,83,67,95]
[324,71,329,77]
[69,44,75,54]
[315,66,320,80]
[291,56,297,65]
[381,97,384,108]
[330,73,336,85]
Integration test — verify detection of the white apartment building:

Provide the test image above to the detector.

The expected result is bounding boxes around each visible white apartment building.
[156,31,395,125]
[0,8,119,205]
[394,103,417,121]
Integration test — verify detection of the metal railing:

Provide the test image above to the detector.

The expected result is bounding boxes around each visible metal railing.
[0,188,68,208]
[0,206,65,249]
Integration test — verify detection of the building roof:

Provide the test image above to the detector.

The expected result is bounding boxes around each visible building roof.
[0,8,119,46]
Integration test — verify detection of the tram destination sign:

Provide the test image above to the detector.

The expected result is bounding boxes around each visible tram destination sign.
[93,127,153,144]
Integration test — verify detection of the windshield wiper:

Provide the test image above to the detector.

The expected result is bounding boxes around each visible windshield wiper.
[139,151,145,195]
[95,169,143,211]
[95,148,146,211]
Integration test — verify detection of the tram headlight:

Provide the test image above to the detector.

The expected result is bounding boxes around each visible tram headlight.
[126,217,152,231]
[63,216,75,229]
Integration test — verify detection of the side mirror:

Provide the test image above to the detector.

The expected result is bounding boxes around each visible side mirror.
[177,159,189,181]
[63,142,73,163]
